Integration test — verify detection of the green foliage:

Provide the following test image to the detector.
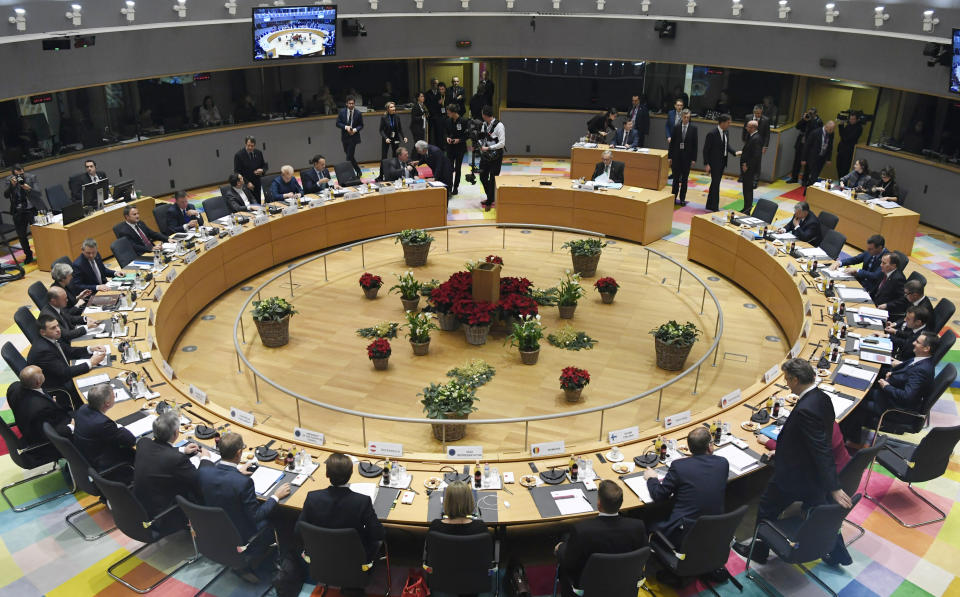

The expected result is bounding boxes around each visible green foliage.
[650,320,702,347]
[389,271,422,300]
[419,380,479,419]
[561,238,607,256]
[505,314,544,352]
[404,310,438,343]
[446,359,496,389]
[547,324,598,351]
[419,278,441,297]
[251,297,297,322]
[530,286,558,307]
[356,321,400,339]
[395,228,435,246]
[556,271,586,306]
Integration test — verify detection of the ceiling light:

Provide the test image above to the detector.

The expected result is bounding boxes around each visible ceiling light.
[686,0,696,14]
[552,0,560,9]
[172,0,186,18]
[732,0,743,17]
[224,0,237,15]
[778,0,791,19]
[8,7,25,31]
[596,0,605,9]
[641,0,650,11]
[825,3,839,23]
[66,4,82,26]
[121,1,135,22]
[922,9,939,32]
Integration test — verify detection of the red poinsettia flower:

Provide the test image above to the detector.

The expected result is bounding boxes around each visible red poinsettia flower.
[485,255,504,265]
[559,366,591,390]
[367,338,392,359]
[451,298,495,326]
[359,272,383,289]
[594,277,619,293]
[497,293,539,318]
[500,276,533,297]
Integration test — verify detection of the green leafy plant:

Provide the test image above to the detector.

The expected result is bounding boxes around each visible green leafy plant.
[547,324,598,351]
[251,297,297,322]
[420,380,479,419]
[650,320,702,347]
[446,359,496,389]
[505,314,544,352]
[530,286,558,307]
[395,228,435,246]
[561,238,607,256]
[556,271,586,306]
[356,321,400,339]
[404,310,438,343]
[389,271,422,300]
[419,278,441,297]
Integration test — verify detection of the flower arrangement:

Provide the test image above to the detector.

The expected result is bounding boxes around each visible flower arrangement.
[556,271,586,306]
[404,310,438,343]
[366,338,392,359]
[420,379,479,419]
[500,276,533,297]
[451,298,495,326]
[559,366,591,390]
[428,271,473,314]
[395,228,435,246]
[561,238,607,256]
[358,273,383,289]
[506,314,544,352]
[485,255,504,265]
[497,293,539,319]
[594,277,619,294]
[547,324,598,351]
[251,297,297,321]
[650,320,702,347]
[446,359,496,388]
[389,271,422,300]
[356,321,399,339]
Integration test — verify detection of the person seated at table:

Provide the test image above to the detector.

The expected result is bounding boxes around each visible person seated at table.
[379,146,417,182]
[427,480,490,596]
[591,150,625,184]
[165,190,202,233]
[555,480,647,597]
[27,314,106,408]
[881,279,929,322]
[223,173,257,213]
[73,383,135,482]
[779,201,821,246]
[301,154,331,194]
[70,238,118,296]
[8,365,73,451]
[115,205,168,254]
[840,331,937,445]
[839,159,872,192]
[41,286,98,343]
[871,252,905,309]
[611,119,639,149]
[270,165,303,203]
[644,427,728,546]
[884,305,933,362]
[869,167,900,202]
[829,234,888,294]
[51,263,87,318]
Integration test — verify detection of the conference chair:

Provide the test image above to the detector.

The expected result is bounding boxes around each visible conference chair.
[45,184,73,211]
[153,204,173,236]
[836,439,885,546]
[556,547,654,597]
[91,471,198,593]
[28,193,50,213]
[0,214,16,244]
[178,496,276,597]
[334,161,362,187]
[110,237,139,269]
[906,271,927,288]
[865,425,960,527]
[52,255,72,268]
[1,341,27,376]
[893,250,910,270]
[932,330,955,365]
[819,229,846,260]
[424,531,499,596]
[750,199,778,224]
[218,184,232,198]
[260,174,279,203]
[27,280,47,310]
[873,364,956,437]
[67,174,86,202]
[296,521,391,597]
[14,306,42,346]
[201,197,231,222]
[899,188,909,206]
[932,298,955,334]
[43,422,122,540]
[649,506,748,594]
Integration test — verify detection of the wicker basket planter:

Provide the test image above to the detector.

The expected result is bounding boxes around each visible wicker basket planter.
[464,324,491,346]
[600,292,616,304]
[400,297,421,312]
[571,253,601,277]
[401,242,431,267]
[362,286,381,300]
[519,349,540,365]
[372,357,389,371]
[411,340,430,356]
[254,315,290,347]
[436,311,460,331]
[558,304,577,319]
[431,412,467,442]
[564,387,583,402]
[654,337,694,371]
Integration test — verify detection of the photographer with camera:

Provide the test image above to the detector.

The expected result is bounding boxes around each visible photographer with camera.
[478,105,505,210]
[3,164,40,264]
[788,107,822,184]
[836,112,864,179]
[445,104,469,196]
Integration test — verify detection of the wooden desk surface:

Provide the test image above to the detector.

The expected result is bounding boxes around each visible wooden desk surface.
[803,185,920,254]
[569,146,669,190]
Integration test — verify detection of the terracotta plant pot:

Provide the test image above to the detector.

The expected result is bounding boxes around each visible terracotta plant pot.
[436,311,461,331]
[519,348,540,365]
[362,286,381,300]
[410,340,430,356]
[564,387,583,402]
[654,337,695,371]
[431,412,467,441]
[372,357,389,370]
[464,324,491,346]
[571,253,601,277]
[253,315,290,347]
[558,304,577,319]
[400,296,421,312]
[600,291,616,304]
[401,242,431,267]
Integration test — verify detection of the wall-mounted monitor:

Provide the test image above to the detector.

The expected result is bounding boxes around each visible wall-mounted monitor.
[951,29,960,94]
[253,5,337,61]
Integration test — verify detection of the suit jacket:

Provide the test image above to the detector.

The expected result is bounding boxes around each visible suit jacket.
[70,170,107,202]
[410,102,428,139]
[425,89,444,117]
[772,387,840,498]
[740,132,763,172]
[560,515,647,587]
[884,288,922,321]
[612,128,639,148]
[877,357,935,412]
[54,281,84,317]
[114,220,167,254]
[586,113,614,136]
[197,462,278,541]
[841,248,888,294]
[447,85,466,115]
[742,115,771,148]
[785,212,821,246]
[7,382,72,447]
[73,404,135,472]
[444,117,469,156]
[379,113,405,143]
[336,108,364,145]
[233,148,268,189]
[665,110,682,139]
[421,145,452,186]
[803,125,835,164]
[646,453,728,542]
[591,161,625,184]
[134,437,211,535]
[871,269,906,309]
[26,337,91,394]
[380,158,415,182]
[70,253,115,294]
[297,486,385,561]
[222,186,256,212]
[40,304,85,343]
[837,121,863,153]
[668,123,698,164]
[626,103,650,136]
[165,203,201,233]
[893,296,934,327]
[301,168,330,195]
[702,127,737,170]
[892,323,926,361]
[794,116,823,149]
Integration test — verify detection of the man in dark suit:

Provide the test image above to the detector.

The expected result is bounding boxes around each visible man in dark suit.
[665,98,685,146]
[414,140,453,190]
[223,173,257,212]
[411,92,428,143]
[425,79,445,146]
[555,480,647,595]
[41,286,98,343]
[871,252,906,309]
[52,262,89,316]
[444,104,469,195]
[644,427,728,545]
[378,101,407,160]
[70,159,108,202]
[301,155,331,195]
[702,114,740,211]
[881,279,930,322]
[669,109,698,206]
[884,305,933,362]
[740,119,763,215]
[740,105,771,188]
[789,108,822,183]
[8,366,72,451]
[4,164,40,264]
[802,120,836,190]
[379,147,417,183]
[627,94,650,148]
[829,234,888,294]
[71,238,117,294]
[781,201,821,246]
[734,359,853,566]
[586,108,617,142]
[165,191,201,234]
[337,96,364,179]
[114,205,167,254]
[233,137,268,203]
[134,412,214,536]
[73,383,135,482]
[297,453,384,596]
[27,314,106,406]
[447,76,466,117]
[591,151,625,184]
[611,119,639,148]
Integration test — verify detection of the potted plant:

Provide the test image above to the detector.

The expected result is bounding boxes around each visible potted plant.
[561,238,607,278]
[429,271,472,331]
[359,272,383,300]
[404,310,438,356]
[451,298,495,345]
[367,337,392,370]
[559,366,590,402]
[556,271,585,319]
[506,314,545,365]
[594,277,619,304]
[419,379,478,441]
[485,255,504,266]
[396,228,435,267]
[251,297,297,347]
[390,271,423,312]
[650,320,702,371]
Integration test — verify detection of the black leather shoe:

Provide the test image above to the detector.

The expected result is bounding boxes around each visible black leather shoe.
[733,541,767,564]
[23,256,34,265]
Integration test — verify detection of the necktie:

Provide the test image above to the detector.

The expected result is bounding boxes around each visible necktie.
[135,224,150,248]
[51,339,68,364]
[821,129,828,155]
[631,106,637,120]
[722,131,728,155]
[182,209,187,222]
[605,165,610,176]
[682,125,687,139]
[878,274,888,291]
[90,259,102,284]
[348,110,353,126]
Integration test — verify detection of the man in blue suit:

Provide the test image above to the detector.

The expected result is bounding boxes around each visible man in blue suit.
[611,119,639,148]
[665,98,685,146]
[644,426,728,545]
[71,238,117,295]
[734,359,853,566]
[829,234,888,294]
[780,201,822,246]
[336,96,364,179]
[73,383,135,483]
[164,191,201,234]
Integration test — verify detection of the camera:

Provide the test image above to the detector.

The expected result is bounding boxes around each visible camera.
[11,174,24,186]
[463,118,486,185]
[836,110,873,124]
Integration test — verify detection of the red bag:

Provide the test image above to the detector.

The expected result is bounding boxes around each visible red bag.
[417,164,434,179]
[401,568,430,597]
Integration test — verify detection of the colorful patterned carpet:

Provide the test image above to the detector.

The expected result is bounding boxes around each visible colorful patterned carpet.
[1,158,959,596]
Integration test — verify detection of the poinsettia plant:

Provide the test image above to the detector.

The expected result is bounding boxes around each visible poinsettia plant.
[359,272,383,289]
[500,276,533,296]
[451,298,495,326]
[485,255,504,265]
[594,277,619,294]
[366,338,391,359]
[559,366,591,390]
[497,293,539,319]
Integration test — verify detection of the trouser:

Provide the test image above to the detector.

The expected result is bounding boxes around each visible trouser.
[705,163,725,211]
[791,144,805,180]
[343,141,361,178]
[742,166,758,214]
[803,156,827,189]
[671,161,691,203]
[839,388,893,443]
[479,157,502,204]
[836,148,854,183]
[249,180,263,204]
[449,151,465,191]
[381,139,398,160]
[749,482,846,562]
[12,210,33,259]
[429,117,444,146]
[637,133,646,149]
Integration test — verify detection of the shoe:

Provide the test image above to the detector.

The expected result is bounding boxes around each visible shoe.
[23,256,34,265]
[823,542,853,567]
[451,188,459,196]
[680,200,687,206]
[733,540,768,564]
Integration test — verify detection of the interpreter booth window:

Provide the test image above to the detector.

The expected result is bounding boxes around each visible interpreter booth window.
[505,58,646,111]
[869,88,960,163]
[688,67,795,126]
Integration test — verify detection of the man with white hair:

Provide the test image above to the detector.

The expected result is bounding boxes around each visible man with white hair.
[591,150,625,184]
[70,238,116,295]
[415,140,453,192]
[270,165,303,202]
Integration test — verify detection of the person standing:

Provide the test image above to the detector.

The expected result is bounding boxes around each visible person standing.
[233,136,268,203]
[665,98,685,146]
[740,120,763,215]
[477,70,494,107]
[668,109,697,206]
[469,85,486,121]
[789,108,822,183]
[478,106,505,210]
[444,104,468,195]
[802,120,836,190]
[627,94,650,148]
[836,113,864,181]
[702,114,739,212]
[410,92,428,144]
[337,96,364,179]
[448,76,466,116]
[586,108,617,143]
[379,102,407,160]
[427,81,448,148]
[3,163,39,264]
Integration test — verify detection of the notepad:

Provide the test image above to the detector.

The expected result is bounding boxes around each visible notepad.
[551,488,593,515]
[251,466,285,496]
[622,475,654,504]
[714,444,760,475]
[350,483,379,505]
[798,247,830,260]
[834,364,876,391]
[76,373,110,389]
[824,391,856,419]
[124,414,157,438]
[837,288,872,302]
[771,233,796,241]
[859,307,889,319]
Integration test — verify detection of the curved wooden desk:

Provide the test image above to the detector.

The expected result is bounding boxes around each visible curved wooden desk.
[569,146,669,190]
[804,186,919,254]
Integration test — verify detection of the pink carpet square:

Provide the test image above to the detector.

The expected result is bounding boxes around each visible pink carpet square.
[851,532,920,578]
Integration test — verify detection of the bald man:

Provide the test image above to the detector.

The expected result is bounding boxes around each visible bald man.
[8,366,73,449]
[40,286,101,343]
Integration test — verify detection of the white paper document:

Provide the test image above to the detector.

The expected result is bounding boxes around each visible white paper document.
[251,466,285,496]
[124,414,157,438]
[859,307,889,319]
[551,488,594,515]
[837,364,877,383]
[837,287,872,302]
[771,233,796,241]
[798,247,830,260]
[824,391,856,420]
[714,444,760,475]
[76,373,110,389]
[623,475,656,504]
[350,483,379,505]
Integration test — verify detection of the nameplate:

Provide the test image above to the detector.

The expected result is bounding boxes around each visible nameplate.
[663,410,692,430]
[804,299,812,315]
[791,339,805,359]
[253,214,269,227]
[147,332,155,349]
[294,427,325,447]
[228,225,242,236]
[229,406,255,426]
[711,215,726,225]
[378,185,396,194]
[765,243,777,257]
[282,205,298,216]
[204,237,218,251]
[153,285,163,301]
[164,268,176,283]
[740,230,756,241]
[531,440,565,457]
[148,308,155,326]
[410,182,427,190]
[763,364,780,383]
[446,445,483,459]
[719,388,742,409]
[786,263,797,276]
[607,426,640,444]
[308,199,325,208]
[188,384,208,405]
[798,279,807,294]
[368,441,403,457]
[160,359,174,379]
[183,250,197,264]
[343,192,362,200]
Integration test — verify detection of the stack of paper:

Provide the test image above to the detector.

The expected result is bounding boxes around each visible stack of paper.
[551,488,594,515]
[868,199,901,209]
[837,288,872,302]
[797,247,830,260]
[714,445,760,475]
[189,452,222,468]
[824,391,856,419]
[771,233,796,241]
[350,482,379,505]
[251,466,285,496]
[124,414,157,438]
[859,307,889,319]
[76,373,110,389]
[622,476,655,503]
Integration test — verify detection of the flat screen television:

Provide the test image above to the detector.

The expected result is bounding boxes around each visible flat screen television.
[253,5,337,61]
[952,28,960,94]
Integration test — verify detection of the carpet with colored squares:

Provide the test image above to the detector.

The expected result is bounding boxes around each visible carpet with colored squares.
[0,159,959,596]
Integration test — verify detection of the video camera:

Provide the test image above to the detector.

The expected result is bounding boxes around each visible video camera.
[836,110,873,124]
[463,118,486,185]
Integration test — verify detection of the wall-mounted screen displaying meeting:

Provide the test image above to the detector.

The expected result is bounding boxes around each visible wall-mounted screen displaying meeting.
[253,5,337,61]
[951,28,960,94]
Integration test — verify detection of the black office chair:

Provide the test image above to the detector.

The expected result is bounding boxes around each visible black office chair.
[0,214,16,244]
[872,364,956,436]
[177,496,276,597]
[1,341,27,376]
[575,547,654,597]
[893,250,910,270]
[260,174,279,202]
[650,506,747,594]
[745,496,860,597]
[819,229,846,260]
[836,439,885,546]
[45,184,73,211]
[52,255,73,268]
[218,184,232,198]
[899,188,909,206]
[14,306,42,346]
[153,204,172,236]
[296,521,390,597]
[91,471,198,593]
[750,199,778,224]
[110,237,139,269]
[932,330,956,365]
[334,161,362,187]
[201,197,231,222]
[43,422,123,540]
[818,210,838,230]
[424,531,499,596]
[28,193,50,212]
[865,425,960,527]
[906,271,926,288]
[27,280,48,310]
[932,298,955,334]
[67,174,86,202]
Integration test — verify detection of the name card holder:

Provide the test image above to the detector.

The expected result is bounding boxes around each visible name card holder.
[204,237,218,251]
[531,440,565,457]
[763,364,780,383]
[786,263,797,276]
[447,446,483,459]
[153,285,163,301]
[164,268,176,283]
[802,319,811,337]
[253,215,269,227]
[188,384,208,405]
[804,299,812,315]
[765,243,778,257]
[229,406,255,426]
[160,359,174,379]
[798,279,807,294]
[183,250,197,264]
[228,225,242,236]
[663,410,692,430]
[294,427,325,446]
[719,389,742,408]
[607,426,640,444]
[379,185,397,194]
[282,205,298,216]
[367,441,403,457]
[790,339,804,359]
